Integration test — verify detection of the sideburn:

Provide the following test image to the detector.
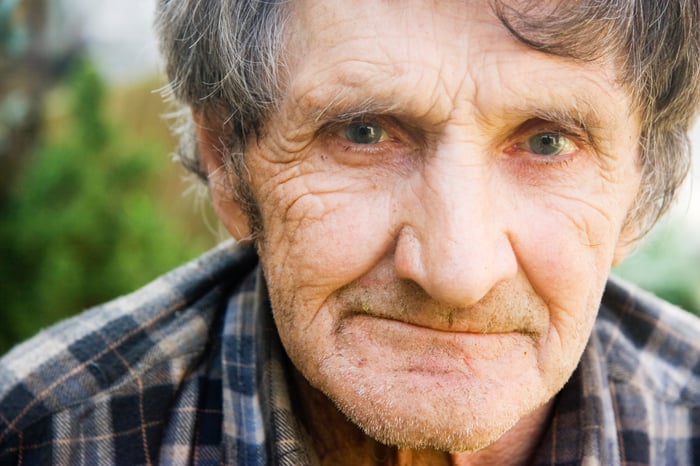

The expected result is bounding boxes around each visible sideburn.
[224,147,265,242]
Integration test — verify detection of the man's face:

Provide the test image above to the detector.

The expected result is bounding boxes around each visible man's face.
[225,0,641,452]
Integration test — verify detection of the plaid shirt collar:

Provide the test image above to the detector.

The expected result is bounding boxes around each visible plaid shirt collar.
[1,241,699,465]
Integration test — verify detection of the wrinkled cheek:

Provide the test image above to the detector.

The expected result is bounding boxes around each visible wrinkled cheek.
[521,200,617,301]
[260,186,395,296]
[514,203,617,382]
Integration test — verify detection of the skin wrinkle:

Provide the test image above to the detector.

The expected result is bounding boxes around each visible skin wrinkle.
[267,122,316,156]
[474,53,616,127]
[273,180,394,296]
[290,59,456,129]
[255,142,379,232]
[568,214,606,249]
[545,190,619,245]
[277,168,381,227]
[256,129,309,164]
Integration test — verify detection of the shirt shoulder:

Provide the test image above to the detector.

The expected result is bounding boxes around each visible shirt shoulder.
[0,241,258,463]
[561,277,700,465]
[598,275,700,405]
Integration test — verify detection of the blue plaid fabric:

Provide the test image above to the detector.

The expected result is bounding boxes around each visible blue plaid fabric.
[0,240,698,465]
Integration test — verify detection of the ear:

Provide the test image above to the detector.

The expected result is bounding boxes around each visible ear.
[192,109,252,241]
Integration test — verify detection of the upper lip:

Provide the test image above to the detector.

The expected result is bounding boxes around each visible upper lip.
[350,309,527,335]
[335,278,548,337]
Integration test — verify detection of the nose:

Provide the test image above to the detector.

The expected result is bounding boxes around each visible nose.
[393,142,518,307]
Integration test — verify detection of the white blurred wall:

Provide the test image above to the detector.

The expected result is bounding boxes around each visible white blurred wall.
[680,124,700,232]
[60,0,160,82]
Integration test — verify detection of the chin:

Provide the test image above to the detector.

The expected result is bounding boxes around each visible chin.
[313,357,548,453]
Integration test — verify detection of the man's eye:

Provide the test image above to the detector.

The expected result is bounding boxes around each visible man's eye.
[344,123,386,144]
[526,132,577,157]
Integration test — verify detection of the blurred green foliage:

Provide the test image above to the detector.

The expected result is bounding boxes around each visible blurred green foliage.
[0,61,211,353]
[614,221,700,316]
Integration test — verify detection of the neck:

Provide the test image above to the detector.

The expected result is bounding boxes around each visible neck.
[291,369,553,466]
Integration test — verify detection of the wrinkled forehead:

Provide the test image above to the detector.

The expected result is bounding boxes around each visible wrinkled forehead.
[283,0,622,69]
[283,0,624,87]
[276,0,634,136]
[285,0,511,69]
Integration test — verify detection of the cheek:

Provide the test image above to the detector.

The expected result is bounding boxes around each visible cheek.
[256,166,397,298]
[512,166,635,300]
[256,173,401,375]
[511,195,624,374]
[526,203,616,294]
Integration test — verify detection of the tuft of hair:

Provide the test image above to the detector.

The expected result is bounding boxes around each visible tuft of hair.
[155,0,289,179]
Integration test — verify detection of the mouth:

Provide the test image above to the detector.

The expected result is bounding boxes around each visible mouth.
[335,278,549,338]
[348,309,533,336]
[332,312,541,381]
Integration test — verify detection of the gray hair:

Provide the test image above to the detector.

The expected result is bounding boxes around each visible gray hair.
[156,0,288,235]
[155,0,700,236]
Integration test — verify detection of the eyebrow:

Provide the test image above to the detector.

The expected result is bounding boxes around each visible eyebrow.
[499,98,607,143]
[299,90,406,126]
[287,61,452,127]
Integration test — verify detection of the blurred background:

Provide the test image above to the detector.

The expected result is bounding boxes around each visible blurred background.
[1,0,699,354]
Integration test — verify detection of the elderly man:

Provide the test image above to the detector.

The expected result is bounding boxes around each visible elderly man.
[2,0,700,464]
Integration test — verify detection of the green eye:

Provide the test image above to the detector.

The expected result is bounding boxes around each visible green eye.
[527,132,573,156]
[344,123,385,144]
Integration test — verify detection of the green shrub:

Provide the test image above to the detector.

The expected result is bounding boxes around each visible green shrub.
[614,221,700,316]
[0,61,210,353]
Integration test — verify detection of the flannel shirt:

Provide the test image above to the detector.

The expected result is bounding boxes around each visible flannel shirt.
[0,240,699,465]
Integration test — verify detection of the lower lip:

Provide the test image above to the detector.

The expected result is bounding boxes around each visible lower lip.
[344,313,520,339]
[338,314,533,374]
